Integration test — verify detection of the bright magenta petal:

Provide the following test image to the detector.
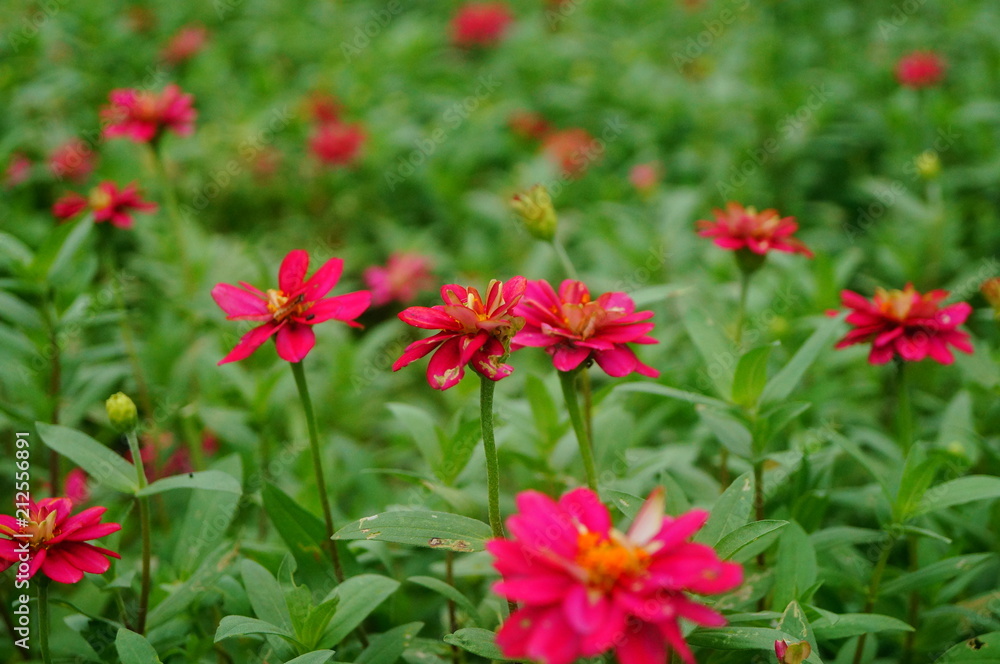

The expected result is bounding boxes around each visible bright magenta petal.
[275,323,316,363]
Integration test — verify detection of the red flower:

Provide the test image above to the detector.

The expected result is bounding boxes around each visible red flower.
[513,279,659,378]
[212,249,371,364]
[488,488,742,664]
[451,2,514,47]
[896,51,945,89]
[393,277,526,390]
[305,91,342,124]
[48,139,96,183]
[102,84,196,143]
[629,161,661,194]
[309,122,365,166]
[364,252,435,307]
[508,110,551,141]
[160,24,209,65]
[835,284,973,365]
[0,498,121,584]
[53,181,158,228]
[542,128,599,178]
[4,152,32,188]
[696,202,813,258]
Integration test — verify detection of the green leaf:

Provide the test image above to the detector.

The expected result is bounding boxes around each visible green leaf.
[936,632,1000,662]
[148,542,238,628]
[300,597,340,650]
[31,216,93,285]
[333,511,492,553]
[137,470,242,497]
[732,345,773,407]
[880,554,994,596]
[678,301,735,398]
[615,382,732,410]
[772,522,818,610]
[263,483,329,579]
[173,455,242,575]
[356,622,424,664]
[686,626,799,649]
[760,316,842,405]
[715,520,788,561]
[696,471,754,546]
[323,574,401,646]
[388,402,441,471]
[435,419,480,485]
[36,422,138,494]
[937,391,976,454]
[116,628,163,664]
[241,559,294,634]
[525,374,561,452]
[408,576,485,626]
[444,628,521,661]
[284,652,337,664]
[699,407,752,459]
[778,601,820,660]
[811,613,913,639]
[893,447,947,522]
[214,615,302,646]
[917,476,1000,516]
[605,490,645,520]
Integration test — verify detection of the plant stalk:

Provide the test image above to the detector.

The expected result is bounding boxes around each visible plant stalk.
[559,370,599,491]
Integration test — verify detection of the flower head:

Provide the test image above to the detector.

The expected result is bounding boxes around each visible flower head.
[629,162,661,195]
[0,498,121,584]
[511,185,558,242]
[393,277,526,390]
[364,252,435,307]
[514,280,659,377]
[309,122,365,166]
[451,2,514,47]
[508,110,551,141]
[775,640,812,664]
[106,392,138,433]
[4,153,32,188]
[835,284,973,365]
[488,488,742,664]
[65,469,91,506]
[102,84,196,143]
[981,278,1000,319]
[896,51,945,89]
[212,249,371,364]
[696,202,813,260]
[542,128,598,178]
[160,24,209,65]
[48,139,97,183]
[53,181,158,228]
[305,91,342,124]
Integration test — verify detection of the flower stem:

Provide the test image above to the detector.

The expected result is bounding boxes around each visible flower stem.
[126,430,152,634]
[38,579,53,664]
[852,533,896,664]
[559,370,599,492]
[290,361,345,583]
[895,362,913,453]
[148,145,193,291]
[479,375,505,539]
[735,269,751,348]
[551,238,579,281]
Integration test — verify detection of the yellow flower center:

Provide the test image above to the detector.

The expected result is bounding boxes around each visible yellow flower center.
[89,187,113,212]
[874,287,914,320]
[575,531,651,592]
[266,289,309,322]
[24,511,58,548]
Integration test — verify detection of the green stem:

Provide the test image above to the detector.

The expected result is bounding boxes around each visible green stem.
[852,534,896,664]
[895,362,913,452]
[580,367,593,448]
[551,238,579,281]
[558,370,598,491]
[114,277,155,430]
[735,269,751,348]
[901,535,920,664]
[479,375,505,539]
[126,430,152,634]
[38,579,53,664]
[149,145,193,289]
[42,293,61,495]
[290,361,345,583]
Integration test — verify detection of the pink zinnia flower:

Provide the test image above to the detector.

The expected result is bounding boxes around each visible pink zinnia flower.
[160,24,209,65]
[513,279,659,378]
[4,152,32,188]
[835,284,973,365]
[0,497,121,584]
[489,488,742,664]
[364,252,435,307]
[393,277,527,390]
[102,84,196,143]
[696,202,813,258]
[212,249,372,364]
[896,51,945,89]
[305,91,342,124]
[309,122,365,166]
[48,139,96,183]
[508,110,551,141]
[65,469,91,506]
[542,128,599,178]
[451,2,514,47]
[52,181,157,228]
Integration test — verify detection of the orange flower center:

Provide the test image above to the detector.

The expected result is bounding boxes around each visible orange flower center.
[89,187,113,212]
[133,94,160,122]
[874,287,914,320]
[575,531,651,591]
[24,511,58,548]
[266,289,309,322]
[561,298,607,339]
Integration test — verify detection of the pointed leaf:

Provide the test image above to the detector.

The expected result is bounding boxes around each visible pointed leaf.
[732,345,773,407]
[137,470,241,497]
[333,511,492,553]
[696,472,754,546]
[116,628,163,664]
[214,615,301,645]
[323,574,401,646]
[356,622,423,664]
[36,422,138,494]
[760,316,842,405]
[445,628,521,661]
[715,520,788,561]
[917,476,1000,516]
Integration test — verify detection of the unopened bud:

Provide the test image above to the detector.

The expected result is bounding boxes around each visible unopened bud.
[981,278,1000,319]
[105,392,138,433]
[511,185,557,241]
[915,150,941,179]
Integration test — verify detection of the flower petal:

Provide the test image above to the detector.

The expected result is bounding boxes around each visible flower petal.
[218,321,280,365]
[307,291,371,324]
[275,323,316,363]
[279,249,310,293]
[211,283,270,320]
[300,257,343,300]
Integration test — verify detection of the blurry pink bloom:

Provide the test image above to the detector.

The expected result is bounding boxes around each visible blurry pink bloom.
[305,91,342,124]
[835,284,973,365]
[364,252,435,306]
[451,2,514,47]
[629,161,661,194]
[696,202,813,258]
[309,122,365,166]
[896,51,945,89]
[514,279,659,378]
[542,128,599,178]
[489,488,742,664]
[53,181,157,228]
[393,277,526,390]
[4,153,32,188]
[102,84,196,143]
[508,110,551,141]
[65,469,91,506]
[0,497,121,584]
[212,249,372,364]
[48,139,97,183]
[162,432,219,476]
[161,24,209,64]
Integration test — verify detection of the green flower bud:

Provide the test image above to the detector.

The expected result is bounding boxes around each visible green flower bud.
[915,150,941,180]
[511,185,558,242]
[106,392,138,433]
